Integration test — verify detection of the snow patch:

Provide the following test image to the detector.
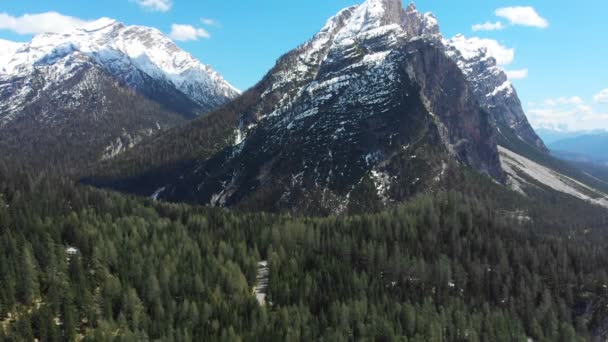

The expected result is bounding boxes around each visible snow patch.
[150,187,166,200]
[487,80,513,98]
[371,169,392,204]
[66,246,79,255]
[253,261,269,306]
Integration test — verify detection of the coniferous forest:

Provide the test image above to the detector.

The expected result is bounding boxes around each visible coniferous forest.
[2,0,608,341]
[2,160,608,341]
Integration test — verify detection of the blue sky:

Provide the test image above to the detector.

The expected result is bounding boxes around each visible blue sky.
[1,0,607,131]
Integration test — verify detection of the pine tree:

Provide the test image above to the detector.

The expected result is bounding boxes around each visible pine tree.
[18,244,39,306]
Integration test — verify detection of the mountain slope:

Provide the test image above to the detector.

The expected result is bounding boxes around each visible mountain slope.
[550,133,608,163]
[535,128,592,145]
[0,18,238,169]
[0,64,189,171]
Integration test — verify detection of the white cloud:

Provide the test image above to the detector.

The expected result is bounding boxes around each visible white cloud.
[495,7,549,28]
[528,107,608,131]
[528,96,608,131]
[449,35,515,65]
[544,96,584,106]
[472,21,504,32]
[0,12,89,35]
[505,69,528,80]
[169,24,210,41]
[577,105,594,114]
[132,0,172,12]
[201,18,219,26]
[566,97,585,105]
[594,89,608,103]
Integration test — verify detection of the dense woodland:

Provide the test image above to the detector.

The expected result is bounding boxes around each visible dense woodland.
[1,160,608,341]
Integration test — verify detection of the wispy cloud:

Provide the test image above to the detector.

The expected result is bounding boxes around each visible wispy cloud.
[594,89,608,103]
[528,107,608,131]
[544,96,584,106]
[529,96,608,130]
[472,21,504,32]
[132,0,172,13]
[0,12,89,35]
[505,69,528,80]
[169,24,210,41]
[495,7,549,28]
[201,18,219,27]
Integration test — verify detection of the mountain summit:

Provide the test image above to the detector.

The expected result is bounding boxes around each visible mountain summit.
[93,0,585,214]
[0,18,239,168]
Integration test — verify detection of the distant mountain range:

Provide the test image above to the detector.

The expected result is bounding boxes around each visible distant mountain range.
[0,18,238,170]
[536,129,608,164]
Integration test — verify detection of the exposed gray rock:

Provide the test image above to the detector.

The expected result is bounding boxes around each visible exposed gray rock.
[444,35,547,152]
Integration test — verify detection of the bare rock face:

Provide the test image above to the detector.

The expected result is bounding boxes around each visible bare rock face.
[403,39,503,180]
[444,35,547,152]
[402,3,440,37]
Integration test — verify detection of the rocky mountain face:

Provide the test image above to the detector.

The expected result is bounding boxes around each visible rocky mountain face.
[97,0,525,214]
[0,18,238,168]
[444,35,547,152]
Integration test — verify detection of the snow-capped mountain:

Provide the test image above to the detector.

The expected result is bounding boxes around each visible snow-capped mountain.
[92,0,608,213]
[0,17,238,123]
[0,39,25,66]
[0,18,239,168]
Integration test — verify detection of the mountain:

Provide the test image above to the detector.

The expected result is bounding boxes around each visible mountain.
[0,18,239,170]
[535,128,592,145]
[88,0,608,214]
[549,132,608,163]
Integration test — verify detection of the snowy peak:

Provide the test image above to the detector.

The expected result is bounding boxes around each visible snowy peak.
[0,39,25,70]
[358,0,404,28]
[401,3,440,38]
[80,17,121,32]
[266,0,542,155]
[0,17,239,115]
[446,34,492,63]
[332,0,439,43]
